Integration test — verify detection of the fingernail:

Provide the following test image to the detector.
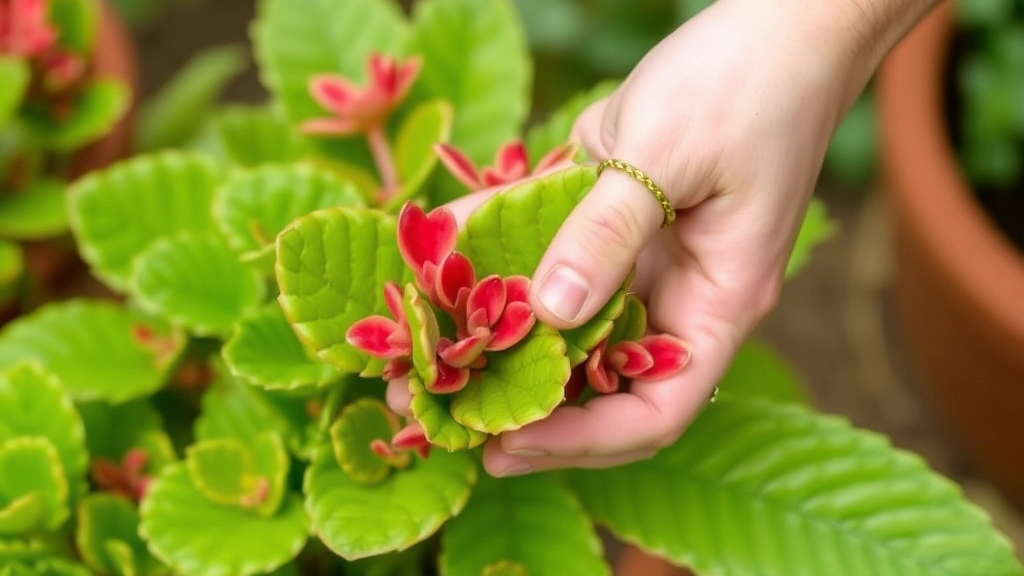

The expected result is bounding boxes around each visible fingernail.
[537,265,590,322]
[506,448,547,457]
[495,464,533,477]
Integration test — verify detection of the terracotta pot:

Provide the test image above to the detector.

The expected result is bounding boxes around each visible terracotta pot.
[878,2,1024,511]
[6,1,136,315]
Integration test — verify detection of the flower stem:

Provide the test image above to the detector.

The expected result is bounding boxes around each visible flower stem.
[367,124,400,203]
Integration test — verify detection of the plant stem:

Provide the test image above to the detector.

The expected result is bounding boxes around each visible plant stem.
[367,124,400,203]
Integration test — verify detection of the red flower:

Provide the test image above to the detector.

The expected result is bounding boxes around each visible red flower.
[301,53,421,136]
[586,335,691,394]
[438,274,536,368]
[0,0,56,58]
[90,448,153,502]
[397,202,458,293]
[346,282,413,379]
[435,140,577,191]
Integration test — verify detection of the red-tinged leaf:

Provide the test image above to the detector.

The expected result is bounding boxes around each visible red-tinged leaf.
[435,252,476,311]
[382,358,412,381]
[391,422,428,450]
[300,117,360,136]
[504,275,530,303]
[467,275,506,330]
[487,302,535,352]
[309,75,358,113]
[606,341,655,377]
[346,316,410,359]
[383,282,405,323]
[495,141,529,178]
[439,330,490,368]
[397,203,458,275]
[435,143,482,190]
[636,334,691,380]
[428,361,470,395]
[585,342,619,394]
[535,143,578,173]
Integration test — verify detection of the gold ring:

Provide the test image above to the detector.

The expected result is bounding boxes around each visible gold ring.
[596,159,675,228]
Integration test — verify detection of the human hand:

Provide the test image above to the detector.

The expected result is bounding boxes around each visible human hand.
[390,0,938,476]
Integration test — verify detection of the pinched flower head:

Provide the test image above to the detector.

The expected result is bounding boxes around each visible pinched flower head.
[435,140,577,191]
[586,335,691,394]
[397,202,458,293]
[301,53,422,136]
[0,0,57,58]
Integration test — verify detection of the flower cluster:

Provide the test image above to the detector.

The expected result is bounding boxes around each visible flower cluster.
[436,140,576,191]
[0,0,84,93]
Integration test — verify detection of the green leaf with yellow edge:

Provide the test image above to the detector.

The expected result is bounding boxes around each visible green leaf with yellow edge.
[254,0,406,125]
[214,163,364,265]
[186,434,288,517]
[0,363,87,502]
[277,207,413,375]
[330,398,407,485]
[22,79,128,151]
[223,304,342,391]
[0,438,68,534]
[131,233,266,337]
[786,198,834,279]
[569,396,1024,576]
[406,0,531,174]
[0,538,53,565]
[458,167,621,361]
[68,152,227,290]
[304,443,475,560]
[449,327,569,434]
[214,105,306,167]
[717,340,809,405]
[140,463,308,576]
[408,375,487,452]
[481,562,530,576]
[402,283,440,387]
[13,559,91,576]
[525,80,618,164]
[441,474,608,576]
[0,178,68,240]
[0,58,28,127]
[0,300,183,402]
[385,99,453,210]
[195,369,315,459]
[76,494,165,576]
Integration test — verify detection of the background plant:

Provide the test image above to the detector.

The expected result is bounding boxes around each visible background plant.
[0,0,1018,575]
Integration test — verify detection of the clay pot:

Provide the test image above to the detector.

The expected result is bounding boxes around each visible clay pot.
[10,1,136,312]
[878,2,1024,511]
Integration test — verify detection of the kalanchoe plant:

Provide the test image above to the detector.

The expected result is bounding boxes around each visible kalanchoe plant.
[0,0,128,306]
[0,0,1020,575]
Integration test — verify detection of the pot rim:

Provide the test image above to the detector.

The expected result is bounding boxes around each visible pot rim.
[878,1,1024,349]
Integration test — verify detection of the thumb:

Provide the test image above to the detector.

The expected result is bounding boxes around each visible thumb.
[529,156,669,329]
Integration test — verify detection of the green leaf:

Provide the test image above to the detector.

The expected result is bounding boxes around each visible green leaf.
[569,397,1024,576]
[76,494,164,576]
[786,198,834,279]
[304,444,476,560]
[186,434,288,517]
[139,45,248,151]
[718,340,809,405]
[607,295,646,344]
[254,0,407,125]
[47,0,96,54]
[0,300,184,402]
[140,463,308,576]
[0,240,23,293]
[22,80,128,151]
[277,207,413,375]
[0,538,53,565]
[0,363,87,503]
[214,163,365,264]
[214,105,306,167]
[0,58,28,127]
[406,0,531,165]
[440,473,608,576]
[0,437,68,534]
[525,80,618,163]
[402,283,440,387]
[68,152,227,290]
[330,398,406,485]
[387,99,453,209]
[223,304,341,391]
[450,327,569,434]
[131,233,266,337]
[458,166,616,362]
[0,178,68,239]
[408,375,487,452]
[16,559,92,576]
[76,399,167,462]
